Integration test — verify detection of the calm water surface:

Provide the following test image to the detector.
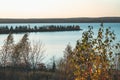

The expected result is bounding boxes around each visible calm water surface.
[0,23,120,63]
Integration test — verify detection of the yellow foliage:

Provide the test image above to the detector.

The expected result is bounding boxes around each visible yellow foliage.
[61,25,116,80]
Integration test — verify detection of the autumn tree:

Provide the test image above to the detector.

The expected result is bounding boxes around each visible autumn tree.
[0,33,45,80]
[11,33,44,70]
[27,40,45,80]
[61,24,116,80]
[58,44,75,80]
[10,33,29,69]
[113,42,120,70]
[19,33,31,68]
[0,33,14,68]
[29,41,45,70]
[0,33,14,80]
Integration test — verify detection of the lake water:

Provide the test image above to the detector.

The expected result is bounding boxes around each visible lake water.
[0,23,120,64]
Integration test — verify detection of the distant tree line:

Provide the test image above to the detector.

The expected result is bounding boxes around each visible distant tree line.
[0,25,81,34]
[0,17,120,23]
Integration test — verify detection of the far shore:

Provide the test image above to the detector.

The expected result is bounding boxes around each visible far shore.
[0,17,120,23]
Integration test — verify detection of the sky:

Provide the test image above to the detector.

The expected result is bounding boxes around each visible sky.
[0,0,120,18]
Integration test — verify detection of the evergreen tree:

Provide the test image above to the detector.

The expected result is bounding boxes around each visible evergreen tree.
[52,56,56,72]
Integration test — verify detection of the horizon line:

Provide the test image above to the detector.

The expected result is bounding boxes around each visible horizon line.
[0,16,120,19]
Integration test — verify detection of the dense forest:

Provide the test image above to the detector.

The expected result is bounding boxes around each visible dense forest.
[0,24,120,80]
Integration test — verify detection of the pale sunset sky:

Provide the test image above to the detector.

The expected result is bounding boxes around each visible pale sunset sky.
[0,0,120,18]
